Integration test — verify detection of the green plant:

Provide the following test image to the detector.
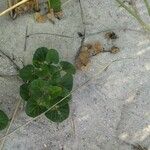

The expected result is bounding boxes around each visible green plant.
[19,47,76,123]
[116,0,150,32]
[0,110,9,130]
[48,0,62,12]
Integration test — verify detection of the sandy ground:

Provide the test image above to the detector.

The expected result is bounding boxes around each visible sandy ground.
[0,0,150,149]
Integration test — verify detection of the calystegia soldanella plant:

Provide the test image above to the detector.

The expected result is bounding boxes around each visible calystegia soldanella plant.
[19,47,76,123]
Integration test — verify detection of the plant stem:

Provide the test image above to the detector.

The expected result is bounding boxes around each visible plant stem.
[144,0,150,16]
[115,0,150,32]
[47,0,51,12]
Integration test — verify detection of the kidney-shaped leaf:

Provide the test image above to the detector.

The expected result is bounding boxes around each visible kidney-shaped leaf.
[55,94,71,107]
[25,99,46,118]
[45,103,69,122]
[46,49,59,64]
[48,65,60,74]
[49,86,62,97]
[0,110,9,130]
[37,94,64,109]
[19,65,37,81]
[33,47,48,67]
[49,71,61,85]
[60,74,73,91]
[60,88,72,103]
[36,95,52,108]
[20,83,30,101]
[35,64,50,78]
[29,79,46,98]
[60,61,76,74]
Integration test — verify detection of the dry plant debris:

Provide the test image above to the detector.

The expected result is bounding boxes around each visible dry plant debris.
[105,31,118,40]
[75,42,103,70]
[14,0,36,15]
[34,12,47,23]
[54,11,63,19]
[47,9,56,24]
[75,41,121,70]
[7,0,63,23]
[75,31,120,70]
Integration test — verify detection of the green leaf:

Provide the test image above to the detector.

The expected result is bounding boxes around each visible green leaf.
[33,47,48,67]
[19,65,37,81]
[61,88,70,97]
[59,88,72,106]
[45,103,69,123]
[35,64,50,78]
[20,83,30,101]
[48,86,62,97]
[25,99,46,118]
[56,89,72,106]
[29,79,46,98]
[46,49,59,64]
[48,65,61,85]
[61,95,71,105]
[60,61,76,74]
[48,65,60,74]
[51,72,61,83]
[37,95,60,109]
[60,74,73,91]
[0,110,9,130]
[50,0,62,12]
[45,92,71,109]
[36,95,52,108]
